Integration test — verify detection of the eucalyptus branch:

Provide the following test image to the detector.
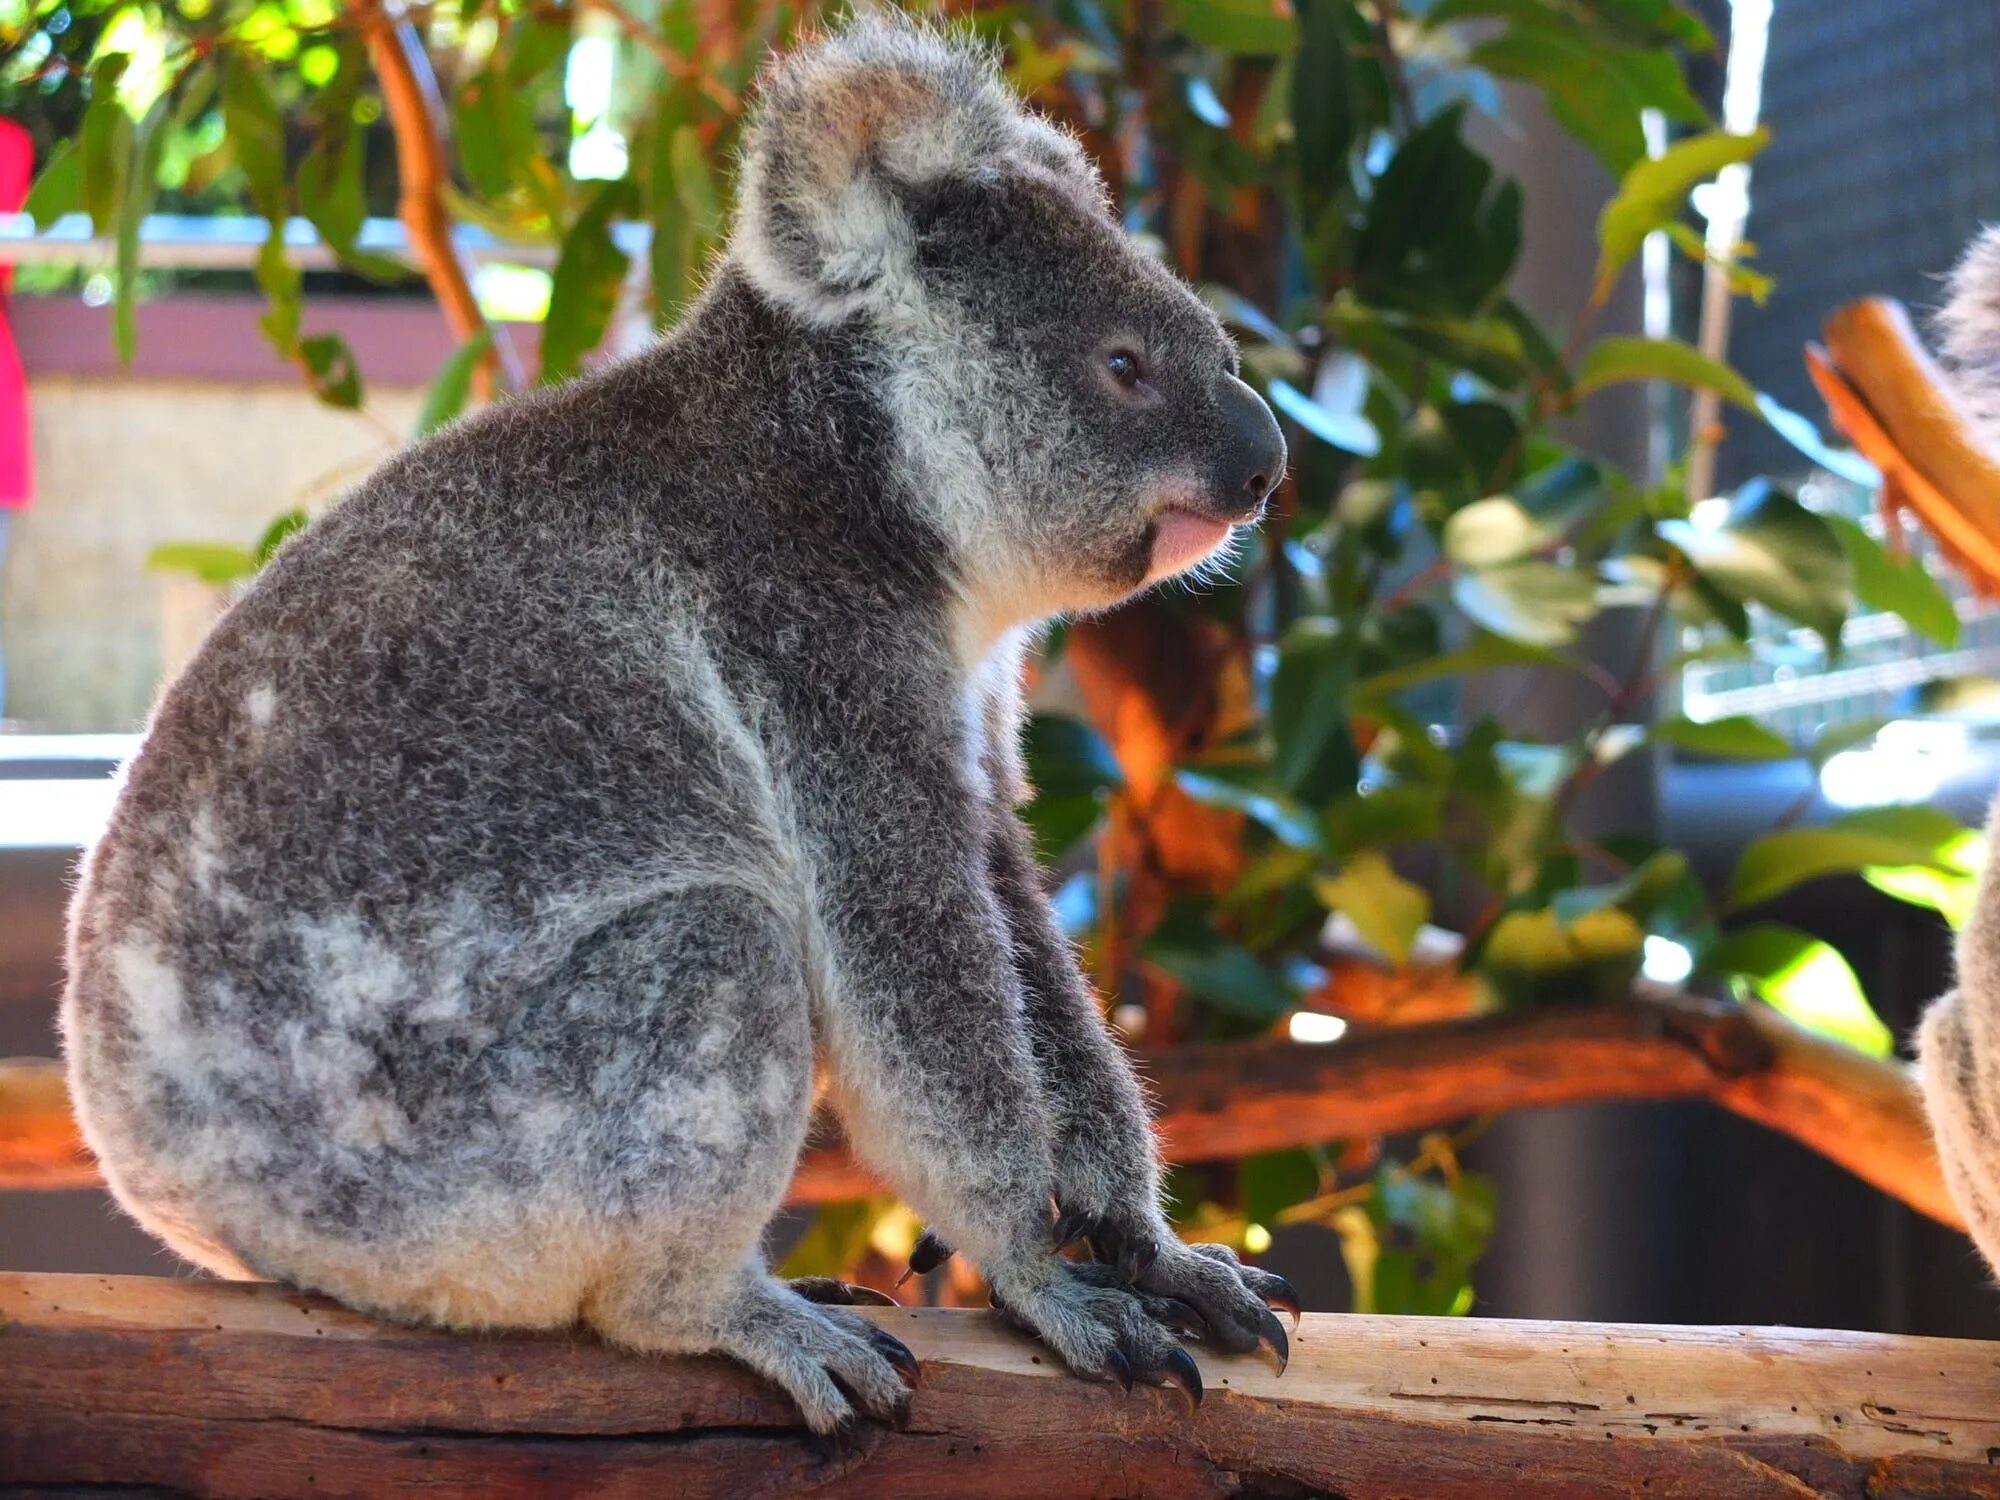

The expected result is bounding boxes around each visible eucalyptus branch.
[355,0,522,397]
[569,0,739,113]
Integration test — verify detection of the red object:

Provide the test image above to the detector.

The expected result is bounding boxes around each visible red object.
[0,117,33,510]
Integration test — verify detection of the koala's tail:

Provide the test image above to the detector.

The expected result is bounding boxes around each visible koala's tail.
[1917,228,2000,1277]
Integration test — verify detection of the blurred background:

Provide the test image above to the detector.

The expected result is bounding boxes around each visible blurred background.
[3,0,2000,1342]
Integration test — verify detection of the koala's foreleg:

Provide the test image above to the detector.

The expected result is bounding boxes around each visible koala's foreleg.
[985,807,1298,1353]
[803,726,1214,1395]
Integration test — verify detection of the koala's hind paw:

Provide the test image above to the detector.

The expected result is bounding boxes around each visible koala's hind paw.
[720,1282,917,1434]
[986,1259,1204,1412]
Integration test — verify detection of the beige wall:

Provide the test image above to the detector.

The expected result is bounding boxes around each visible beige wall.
[2,378,420,732]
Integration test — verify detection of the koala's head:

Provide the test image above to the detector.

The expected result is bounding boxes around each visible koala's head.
[733,18,1285,636]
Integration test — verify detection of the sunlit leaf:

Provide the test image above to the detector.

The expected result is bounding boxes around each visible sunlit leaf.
[1825,515,1959,649]
[1451,560,1597,646]
[1706,923,1891,1056]
[1593,128,1766,299]
[541,181,634,384]
[1659,482,1850,650]
[1730,806,1967,910]
[1315,851,1429,965]
[1268,376,1381,456]
[145,542,260,585]
[1651,714,1793,760]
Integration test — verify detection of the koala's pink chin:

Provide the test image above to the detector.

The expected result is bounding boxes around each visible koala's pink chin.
[1147,510,1234,583]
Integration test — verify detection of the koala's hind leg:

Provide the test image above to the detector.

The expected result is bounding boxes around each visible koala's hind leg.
[555,890,916,1434]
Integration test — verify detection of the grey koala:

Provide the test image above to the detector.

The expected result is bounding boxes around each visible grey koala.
[61,18,1293,1431]
[1920,229,2000,1277]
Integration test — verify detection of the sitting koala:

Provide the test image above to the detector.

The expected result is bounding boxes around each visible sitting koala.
[1920,229,2000,1276]
[61,19,1290,1431]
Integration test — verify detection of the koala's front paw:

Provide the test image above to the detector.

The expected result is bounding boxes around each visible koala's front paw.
[1134,1240,1296,1371]
[986,1257,1205,1408]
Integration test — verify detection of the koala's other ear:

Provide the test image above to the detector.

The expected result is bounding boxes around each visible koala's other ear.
[732,16,1102,323]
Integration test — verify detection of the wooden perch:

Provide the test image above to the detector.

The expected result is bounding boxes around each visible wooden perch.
[1,984,1962,1231]
[5,1272,1999,1497]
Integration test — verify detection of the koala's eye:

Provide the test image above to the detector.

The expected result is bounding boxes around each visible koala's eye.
[1105,348,1146,388]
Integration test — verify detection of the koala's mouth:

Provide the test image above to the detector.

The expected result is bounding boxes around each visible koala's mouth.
[1147,506,1240,580]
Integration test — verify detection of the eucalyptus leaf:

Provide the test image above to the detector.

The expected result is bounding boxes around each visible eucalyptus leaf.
[1594,128,1767,299]
[1706,923,1891,1057]
[1574,335,1757,409]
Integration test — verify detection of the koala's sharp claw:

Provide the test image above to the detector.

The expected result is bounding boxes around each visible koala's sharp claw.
[867,1324,924,1387]
[1102,1346,1134,1393]
[808,1412,861,1462]
[1260,1274,1302,1328]
[1149,1296,1210,1341]
[1257,1306,1290,1375]
[906,1228,954,1278]
[1157,1346,1204,1411]
[1118,1235,1158,1285]
[841,1283,899,1308]
[1052,1207,1094,1252]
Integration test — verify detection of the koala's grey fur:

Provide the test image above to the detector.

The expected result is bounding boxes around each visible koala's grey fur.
[1920,226,2000,1277]
[61,18,1288,1430]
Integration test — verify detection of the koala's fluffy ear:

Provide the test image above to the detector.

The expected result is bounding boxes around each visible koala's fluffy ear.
[1942,227,2000,447]
[732,16,1103,323]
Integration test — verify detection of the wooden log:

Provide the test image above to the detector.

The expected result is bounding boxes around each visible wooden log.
[3,985,1964,1233]
[4,1272,1999,1498]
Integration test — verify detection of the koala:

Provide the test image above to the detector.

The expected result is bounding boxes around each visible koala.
[1919,226,2000,1276]
[59,19,1290,1432]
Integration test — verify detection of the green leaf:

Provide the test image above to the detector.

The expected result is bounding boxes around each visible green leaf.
[1168,0,1297,55]
[1825,516,1959,649]
[254,510,308,564]
[1806,716,1889,771]
[1471,22,1705,174]
[1659,483,1850,650]
[23,140,79,232]
[1145,932,1297,1018]
[1268,376,1380,455]
[299,332,363,409]
[1574,335,1757,409]
[1355,105,1520,317]
[1027,712,1124,797]
[1177,769,1323,851]
[1706,923,1891,1057]
[1442,495,1543,568]
[114,98,168,366]
[1355,631,1559,696]
[1730,806,1967,910]
[1242,1148,1321,1227]
[1551,848,1692,923]
[1022,712,1121,863]
[541,181,634,384]
[1593,128,1766,299]
[145,542,260,585]
[1480,905,1645,1006]
[1754,392,1879,487]
[1451,560,1598,647]
[416,331,492,438]
[1315,851,1429,965]
[79,59,132,235]
[778,1200,883,1279]
[1863,821,1984,930]
[1652,714,1793,760]
[1291,0,1353,222]
[1269,618,1359,801]
[221,57,287,219]
[668,124,723,238]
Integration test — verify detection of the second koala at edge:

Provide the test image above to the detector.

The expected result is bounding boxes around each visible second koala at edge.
[62,19,1293,1430]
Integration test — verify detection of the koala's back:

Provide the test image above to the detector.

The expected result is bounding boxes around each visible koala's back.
[61,273,916,1307]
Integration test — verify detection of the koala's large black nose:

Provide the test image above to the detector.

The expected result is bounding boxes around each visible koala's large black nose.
[1219,374,1286,516]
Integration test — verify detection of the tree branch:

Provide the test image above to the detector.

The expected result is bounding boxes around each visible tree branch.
[1,984,1962,1230]
[355,0,523,395]
[5,1273,1998,1497]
